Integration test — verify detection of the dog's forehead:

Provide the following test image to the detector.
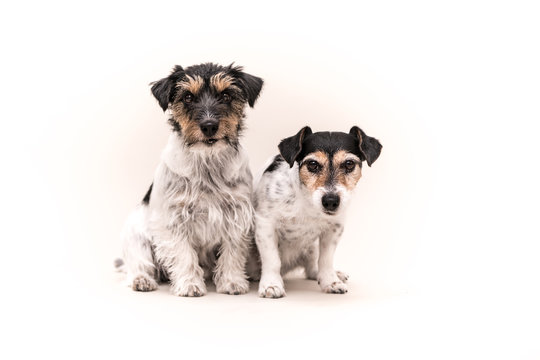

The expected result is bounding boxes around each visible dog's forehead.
[184,63,232,80]
[179,64,239,95]
[300,132,361,160]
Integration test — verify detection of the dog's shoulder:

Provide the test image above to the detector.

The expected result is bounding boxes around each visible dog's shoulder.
[263,154,286,174]
[255,154,299,210]
[257,154,291,188]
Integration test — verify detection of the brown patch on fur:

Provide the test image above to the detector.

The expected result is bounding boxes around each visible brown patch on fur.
[179,117,203,144]
[210,72,235,92]
[299,151,329,192]
[229,97,246,115]
[169,101,243,145]
[214,113,241,142]
[177,75,204,95]
[333,150,362,190]
[169,106,205,144]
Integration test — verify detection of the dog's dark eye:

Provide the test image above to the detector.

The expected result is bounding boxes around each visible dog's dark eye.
[343,160,356,173]
[306,160,321,173]
[221,93,232,103]
[183,93,194,103]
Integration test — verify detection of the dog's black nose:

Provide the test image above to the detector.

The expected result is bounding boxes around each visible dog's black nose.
[200,120,219,137]
[322,193,340,212]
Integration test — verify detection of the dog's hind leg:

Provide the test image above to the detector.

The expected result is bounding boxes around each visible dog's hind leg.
[121,205,159,292]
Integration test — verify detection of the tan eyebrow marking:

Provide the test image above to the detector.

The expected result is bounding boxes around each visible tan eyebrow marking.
[210,72,235,92]
[176,75,204,94]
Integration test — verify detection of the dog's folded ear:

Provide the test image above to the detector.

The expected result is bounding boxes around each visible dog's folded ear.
[150,65,185,112]
[239,72,264,107]
[278,126,312,167]
[229,65,264,107]
[349,126,382,166]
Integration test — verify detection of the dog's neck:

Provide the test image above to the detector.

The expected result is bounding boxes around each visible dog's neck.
[161,133,244,180]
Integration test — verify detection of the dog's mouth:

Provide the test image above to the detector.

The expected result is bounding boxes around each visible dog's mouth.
[202,136,232,146]
[204,138,219,145]
[186,136,233,147]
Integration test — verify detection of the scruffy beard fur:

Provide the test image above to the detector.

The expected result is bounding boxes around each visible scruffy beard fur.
[118,63,263,296]
[250,126,382,298]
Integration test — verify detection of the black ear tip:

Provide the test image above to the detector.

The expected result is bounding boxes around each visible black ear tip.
[150,78,172,112]
[247,76,264,107]
[366,139,383,167]
[237,70,264,107]
[302,126,313,136]
[248,96,259,108]
[350,125,382,166]
[349,126,361,137]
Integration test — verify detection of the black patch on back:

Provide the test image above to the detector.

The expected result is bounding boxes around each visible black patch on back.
[142,183,153,205]
[297,132,363,164]
[264,155,285,173]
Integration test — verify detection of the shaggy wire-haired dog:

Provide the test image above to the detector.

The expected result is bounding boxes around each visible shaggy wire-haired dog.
[119,63,263,296]
[252,126,382,298]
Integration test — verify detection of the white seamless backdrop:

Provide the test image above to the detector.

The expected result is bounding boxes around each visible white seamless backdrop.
[1,1,539,359]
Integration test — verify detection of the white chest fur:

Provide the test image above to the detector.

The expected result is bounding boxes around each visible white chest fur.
[149,135,254,246]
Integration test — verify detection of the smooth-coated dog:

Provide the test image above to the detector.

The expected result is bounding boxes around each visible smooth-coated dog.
[119,63,263,296]
[252,126,382,298]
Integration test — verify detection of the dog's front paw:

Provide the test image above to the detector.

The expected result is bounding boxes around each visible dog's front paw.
[336,270,349,283]
[321,281,348,294]
[216,277,250,295]
[131,275,158,292]
[259,285,286,298]
[259,276,286,298]
[171,279,207,297]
